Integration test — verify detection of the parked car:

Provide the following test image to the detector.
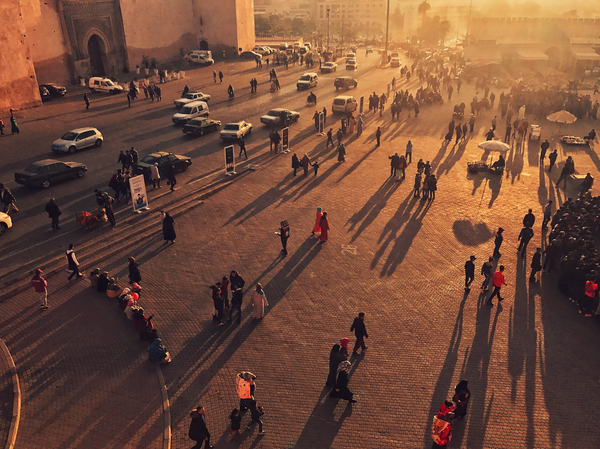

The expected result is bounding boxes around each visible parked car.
[51,128,103,153]
[182,118,221,136]
[0,212,12,236]
[346,60,358,70]
[88,77,123,94]
[172,100,209,124]
[39,86,51,101]
[184,50,214,65]
[334,76,358,90]
[133,152,192,179]
[174,92,211,109]
[39,83,67,98]
[296,72,318,90]
[332,95,358,114]
[260,108,300,126]
[253,46,272,55]
[240,51,262,59]
[320,62,338,73]
[390,57,401,68]
[15,159,87,188]
[220,121,253,140]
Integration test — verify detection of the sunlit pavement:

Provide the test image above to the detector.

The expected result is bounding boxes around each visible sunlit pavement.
[1,52,600,448]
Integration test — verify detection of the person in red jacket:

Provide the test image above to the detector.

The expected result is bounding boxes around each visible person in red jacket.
[488,265,507,305]
[31,268,48,309]
[431,401,456,448]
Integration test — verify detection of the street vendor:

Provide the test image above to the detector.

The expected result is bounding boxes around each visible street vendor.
[491,155,505,171]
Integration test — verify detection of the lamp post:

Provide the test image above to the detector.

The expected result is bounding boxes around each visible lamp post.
[383,0,390,65]
[326,7,330,51]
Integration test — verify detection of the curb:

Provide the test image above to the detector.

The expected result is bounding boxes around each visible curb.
[0,339,20,449]
[156,367,171,449]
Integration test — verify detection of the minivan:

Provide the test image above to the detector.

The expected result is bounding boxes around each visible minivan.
[332,96,358,114]
[88,77,123,94]
[297,72,318,90]
[346,53,356,62]
[172,100,209,124]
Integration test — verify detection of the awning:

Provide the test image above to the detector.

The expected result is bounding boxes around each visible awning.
[571,46,600,61]
[463,46,502,65]
[516,48,549,61]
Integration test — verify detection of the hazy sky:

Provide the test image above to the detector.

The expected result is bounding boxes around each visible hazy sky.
[459,0,599,18]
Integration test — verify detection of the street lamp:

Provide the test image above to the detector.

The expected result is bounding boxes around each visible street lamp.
[326,8,330,51]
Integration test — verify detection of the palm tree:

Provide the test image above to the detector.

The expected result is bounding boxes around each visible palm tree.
[438,19,450,46]
[418,1,431,17]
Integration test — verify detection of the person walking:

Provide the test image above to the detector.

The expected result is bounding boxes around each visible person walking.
[128,257,142,284]
[150,163,161,189]
[330,360,356,403]
[218,71,223,83]
[272,130,281,152]
[548,149,558,171]
[326,128,334,148]
[251,283,268,319]
[0,183,18,214]
[405,140,413,163]
[452,380,470,419]
[319,212,329,243]
[517,226,534,257]
[469,114,475,133]
[167,165,177,191]
[238,136,247,159]
[31,268,49,310]
[488,265,507,305]
[493,227,504,258]
[540,139,549,162]
[213,70,217,83]
[312,206,323,235]
[542,200,552,229]
[301,153,311,176]
[431,402,455,449]
[350,312,369,355]
[337,144,346,163]
[229,285,243,323]
[83,93,90,110]
[413,172,422,197]
[45,197,62,230]
[389,153,400,177]
[326,342,347,386]
[188,406,213,449]
[522,209,535,228]
[291,153,300,175]
[66,244,83,280]
[161,211,176,243]
[246,401,266,435]
[310,160,320,177]
[336,128,343,147]
[230,270,246,291]
[357,114,363,135]
[376,127,381,147]
[464,256,476,290]
[529,248,542,282]
[480,256,493,291]
[275,223,289,255]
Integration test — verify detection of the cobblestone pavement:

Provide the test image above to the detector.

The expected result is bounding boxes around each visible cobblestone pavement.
[1,65,600,449]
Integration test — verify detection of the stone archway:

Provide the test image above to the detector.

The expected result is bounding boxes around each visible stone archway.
[87,34,107,76]
[199,40,209,50]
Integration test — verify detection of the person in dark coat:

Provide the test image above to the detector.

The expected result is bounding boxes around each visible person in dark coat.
[326,343,347,386]
[230,270,245,290]
[189,406,213,449]
[376,127,381,147]
[517,226,534,257]
[540,139,549,162]
[128,257,141,284]
[529,247,542,282]
[452,380,470,418]
[548,149,558,171]
[522,209,535,228]
[166,165,177,191]
[464,256,476,290]
[291,154,300,176]
[229,285,243,323]
[45,198,62,230]
[350,313,369,355]
[161,211,176,243]
[65,243,83,280]
[493,228,504,258]
[330,361,356,402]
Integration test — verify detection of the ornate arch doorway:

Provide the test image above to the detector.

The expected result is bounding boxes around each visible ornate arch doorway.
[199,40,209,50]
[88,34,106,76]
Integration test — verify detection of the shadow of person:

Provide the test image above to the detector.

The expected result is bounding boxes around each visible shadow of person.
[487,173,502,208]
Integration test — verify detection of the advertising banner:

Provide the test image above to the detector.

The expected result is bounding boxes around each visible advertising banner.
[225,145,235,175]
[318,112,324,135]
[282,127,290,153]
[129,175,149,213]
[359,96,364,114]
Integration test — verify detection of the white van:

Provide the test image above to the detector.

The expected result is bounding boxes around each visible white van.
[346,52,356,62]
[88,77,123,94]
[172,100,209,124]
[297,72,318,90]
[184,50,214,65]
[332,95,358,113]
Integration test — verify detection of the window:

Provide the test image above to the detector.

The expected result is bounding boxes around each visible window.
[48,163,64,174]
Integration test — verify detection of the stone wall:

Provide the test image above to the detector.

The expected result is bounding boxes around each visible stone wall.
[0,0,41,113]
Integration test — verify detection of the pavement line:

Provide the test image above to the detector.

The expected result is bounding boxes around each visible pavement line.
[0,339,20,449]
[156,366,171,449]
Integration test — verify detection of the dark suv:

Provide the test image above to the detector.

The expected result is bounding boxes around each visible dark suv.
[334,76,358,90]
[133,151,192,180]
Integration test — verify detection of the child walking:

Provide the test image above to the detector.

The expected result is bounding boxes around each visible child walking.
[247,401,266,435]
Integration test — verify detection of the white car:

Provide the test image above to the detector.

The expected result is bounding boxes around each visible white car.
[174,92,211,109]
[88,77,123,94]
[332,96,358,114]
[220,121,253,140]
[52,128,103,153]
[184,50,214,65]
[346,59,358,70]
[391,57,401,68]
[260,108,300,126]
[172,100,209,124]
[0,212,12,236]
[320,62,338,73]
[253,46,272,56]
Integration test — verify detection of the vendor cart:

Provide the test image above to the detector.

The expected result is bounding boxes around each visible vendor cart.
[467,161,489,174]
[529,124,541,141]
[76,208,106,229]
[560,135,589,146]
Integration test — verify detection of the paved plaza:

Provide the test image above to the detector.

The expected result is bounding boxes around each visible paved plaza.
[1,53,600,449]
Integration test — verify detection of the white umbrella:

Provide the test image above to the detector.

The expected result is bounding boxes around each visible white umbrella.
[478,141,510,152]
[546,110,577,124]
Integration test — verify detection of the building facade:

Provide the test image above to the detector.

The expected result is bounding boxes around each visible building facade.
[1,0,255,113]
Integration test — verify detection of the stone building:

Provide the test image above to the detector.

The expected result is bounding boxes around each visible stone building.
[1,0,255,113]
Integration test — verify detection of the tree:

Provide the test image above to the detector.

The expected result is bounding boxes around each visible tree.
[392,5,404,32]
[255,16,271,37]
[418,1,431,16]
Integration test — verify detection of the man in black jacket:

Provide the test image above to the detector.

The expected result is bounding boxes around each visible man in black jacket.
[229,286,243,323]
[350,312,369,355]
[45,198,62,230]
[188,406,213,449]
[522,209,535,228]
[229,270,245,290]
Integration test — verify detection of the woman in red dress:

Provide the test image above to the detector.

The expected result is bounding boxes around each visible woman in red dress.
[312,206,322,235]
[319,212,329,243]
